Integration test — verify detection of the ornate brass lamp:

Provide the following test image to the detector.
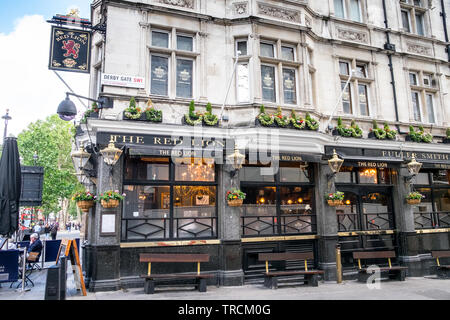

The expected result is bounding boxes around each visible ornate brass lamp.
[71,144,91,172]
[226,145,245,177]
[100,138,123,166]
[405,155,422,183]
[327,149,344,179]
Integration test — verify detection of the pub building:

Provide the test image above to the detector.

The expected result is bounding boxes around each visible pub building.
[74,0,450,291]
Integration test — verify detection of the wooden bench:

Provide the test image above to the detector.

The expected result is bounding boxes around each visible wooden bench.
[139,253,213,294]
[258,252,324,289]
[353,251,408,282]
[431,250,450,279]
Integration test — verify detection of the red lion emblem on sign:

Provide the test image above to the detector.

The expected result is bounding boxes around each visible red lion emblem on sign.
[62,40,80,59]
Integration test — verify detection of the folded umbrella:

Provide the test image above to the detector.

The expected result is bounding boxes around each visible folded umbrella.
[0,137,22,237]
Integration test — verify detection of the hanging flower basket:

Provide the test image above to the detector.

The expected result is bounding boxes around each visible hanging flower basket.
[228,199,244,207]
[406,199,421,205]
[97,190,126,209]
[72,191,96,213]
[77,200,94,213]
[325,191,345,207]
[226,189,246,207]
[406,192,424,205]
[327,199,343,206]
[101,199,120,208]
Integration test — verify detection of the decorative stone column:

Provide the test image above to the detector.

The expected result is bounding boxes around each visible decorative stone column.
[315,162,339,281]
[84,155,123,292]
[217,163,245,286]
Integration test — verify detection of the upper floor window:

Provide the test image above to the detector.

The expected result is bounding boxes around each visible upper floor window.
[150,28,197,99]
[338,59,372,117]
[259,40,300,105]
[400,0,427,36]
[235,38,251,103]
[334,0,362,23]
[408,70,438,124]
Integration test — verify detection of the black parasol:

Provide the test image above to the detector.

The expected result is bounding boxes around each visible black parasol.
[0,137,22,237]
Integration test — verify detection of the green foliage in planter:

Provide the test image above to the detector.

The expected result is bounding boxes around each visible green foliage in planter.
[406,192,425,200]
[384,122,397,140]
[446,128,450,139]
[370,120,397,140]
[274,107,290,127]
[257,105,274,126]
[305,112,319,130]
[203,102,219,126]
[81,102,99,124]
[290,110,305,129]
[409,125,433,143]
[185,100,203,125]
[336,117,362,138]
[144,99,162,122]
[325,191,345,201]
[124,97,142,119]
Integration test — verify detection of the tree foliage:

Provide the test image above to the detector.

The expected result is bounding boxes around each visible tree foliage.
[17,115,83,216]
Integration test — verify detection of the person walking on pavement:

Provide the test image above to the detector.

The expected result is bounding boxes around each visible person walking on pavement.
[50,222,58,240]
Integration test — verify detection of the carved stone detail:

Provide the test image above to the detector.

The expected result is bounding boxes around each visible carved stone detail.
[406,43,431,56]
[257,3,301,23]
[336,28,368,44]
[159,0,194,9]
[234,2,248,15]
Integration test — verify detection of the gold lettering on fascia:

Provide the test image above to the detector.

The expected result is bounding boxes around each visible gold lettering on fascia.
[357,161,387,168]
[382,150,449,161]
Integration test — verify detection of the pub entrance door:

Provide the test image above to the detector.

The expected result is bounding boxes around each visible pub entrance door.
[335,186,397,270]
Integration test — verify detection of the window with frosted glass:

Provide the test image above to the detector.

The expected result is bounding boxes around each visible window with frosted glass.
[402,10,411,32]
[339,61,349,75]
[426,94,435,123]
[151,55,169,96]
[281,46,295,61]
[358,84,369,116]
[411,91,421,121]
[237,63,250,102]
[152,31,169,48]
[176,59,193,98]
[415,13,424,35]
[409,72,418,85]
[237,41,247,56]
[334,0,345,18]
[261,65,276,102]
[283,68,297,104]
[349,0,361,22]
[177,35,193,51]
[260,42,274,58]
[342,81,352,114]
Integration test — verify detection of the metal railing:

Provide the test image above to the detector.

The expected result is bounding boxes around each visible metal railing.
[122,217,217,241]
[414,211,450,229]
[241,214,316,236]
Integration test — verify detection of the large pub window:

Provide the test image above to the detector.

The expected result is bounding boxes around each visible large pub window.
[240,161,316,236]
[413,169,450,229]
[335,166,396,232]
[122,156,218,241]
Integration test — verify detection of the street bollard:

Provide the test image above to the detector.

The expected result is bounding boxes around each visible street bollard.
[336,244,342,284]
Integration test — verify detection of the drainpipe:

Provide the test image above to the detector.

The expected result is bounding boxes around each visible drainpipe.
[382,0,402,133]
[440,0,450,62]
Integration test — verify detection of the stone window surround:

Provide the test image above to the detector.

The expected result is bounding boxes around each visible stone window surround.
[337,57,374,118]
[148,26,199,100]
[398,0,428,36]
[332,0,366,23]
[406,69,439,124]
[257,37,309,108]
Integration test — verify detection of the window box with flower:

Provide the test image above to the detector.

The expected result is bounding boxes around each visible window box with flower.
[98,190,126,208]
[183,100,203,126]
[333,117,363,138]
[274,107,290,128]
[290,110,306,130]
[72,191,97,213]
[406,126,433,143]
[256,105,276,127]
[325,191,344,206]
[226,189,246,207]
[368,120,397,140]
[443,128,450,144]
[80,102,99,124]
[203,103,219,127]
[123,97,145,120]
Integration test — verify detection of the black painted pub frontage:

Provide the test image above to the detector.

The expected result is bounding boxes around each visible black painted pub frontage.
[81,128,450,292]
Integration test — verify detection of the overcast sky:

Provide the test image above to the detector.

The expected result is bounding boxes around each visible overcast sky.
[0,1,92,138]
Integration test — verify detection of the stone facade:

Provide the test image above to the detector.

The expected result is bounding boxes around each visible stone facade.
[77,0,450,291]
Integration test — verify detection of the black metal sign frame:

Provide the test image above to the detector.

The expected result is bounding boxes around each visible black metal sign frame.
[48,26,92,74]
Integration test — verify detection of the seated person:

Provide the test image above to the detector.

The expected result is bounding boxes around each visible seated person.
[27,233,42,262]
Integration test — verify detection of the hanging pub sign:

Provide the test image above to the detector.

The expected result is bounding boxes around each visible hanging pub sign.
[48,26,91,74]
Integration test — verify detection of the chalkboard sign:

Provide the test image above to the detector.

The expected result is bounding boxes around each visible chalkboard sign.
[20,166,44,206]
[56,239,86,296]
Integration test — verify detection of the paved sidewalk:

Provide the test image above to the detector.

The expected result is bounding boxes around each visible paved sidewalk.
[1,268,449,300]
